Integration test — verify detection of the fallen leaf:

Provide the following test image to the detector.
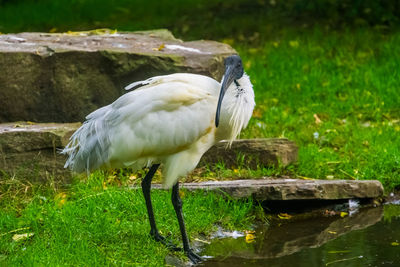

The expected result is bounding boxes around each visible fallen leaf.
[340,212,348,218]
[245,233,255,243]
[314,114,322,124]
[391,242,399,246]
[328,231,337,234]
[278,213,292,219]
[12,233,34,242]
[152,43,165,51]
[297,175,314,180]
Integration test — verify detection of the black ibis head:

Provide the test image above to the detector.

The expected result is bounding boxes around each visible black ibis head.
[215,55,244,127]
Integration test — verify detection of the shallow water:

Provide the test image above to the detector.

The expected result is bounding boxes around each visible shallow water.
[200,204,400,267]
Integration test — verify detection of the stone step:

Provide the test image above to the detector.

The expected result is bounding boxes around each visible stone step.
[0,30,235,123]
[154,179,384,201]
[0,122,80,181]
[0,122,298,180]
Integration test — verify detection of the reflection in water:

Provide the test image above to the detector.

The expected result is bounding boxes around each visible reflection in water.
[200,205,400,267]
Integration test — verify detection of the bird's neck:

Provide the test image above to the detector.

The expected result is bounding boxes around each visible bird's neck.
[216,73,255,144]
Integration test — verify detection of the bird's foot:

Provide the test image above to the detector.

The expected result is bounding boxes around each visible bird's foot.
[150,230,182,252]
[186,249,202,264]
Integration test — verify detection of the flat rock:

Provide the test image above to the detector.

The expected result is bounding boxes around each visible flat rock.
[0,122,80,180]
[0,30,235,122]
[0,122,297,180]
[174,179,384,200]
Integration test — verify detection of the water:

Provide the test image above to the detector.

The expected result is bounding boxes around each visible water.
[200,205,400,267]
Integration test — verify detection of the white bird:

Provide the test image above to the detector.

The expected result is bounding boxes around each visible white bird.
[62,55,255,263]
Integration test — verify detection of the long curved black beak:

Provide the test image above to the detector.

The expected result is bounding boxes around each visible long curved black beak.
[215,65,235,127]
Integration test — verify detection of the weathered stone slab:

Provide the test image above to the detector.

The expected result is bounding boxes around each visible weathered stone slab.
[173,179,384,200]
[199,138,298,168]
[0,122,80,180]
[0,122,297,180]
[0,30,235,122]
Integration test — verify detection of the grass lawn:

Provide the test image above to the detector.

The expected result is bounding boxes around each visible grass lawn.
[0,0,399,265]
[0,173,258,266]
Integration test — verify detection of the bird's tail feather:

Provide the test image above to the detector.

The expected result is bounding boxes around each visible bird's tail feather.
[62,115,111,173]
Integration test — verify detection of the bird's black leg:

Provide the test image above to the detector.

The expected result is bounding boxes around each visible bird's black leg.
[141,164,180,251]
[171,182,202,264]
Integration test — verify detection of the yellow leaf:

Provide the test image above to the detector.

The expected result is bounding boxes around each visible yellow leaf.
[152,43,165,51]
[297,175,314,180]
[245,233,255,243]
[129,175,137,180]
[328,231,337,234]
[12,233,34,242]
[278,213,292,219]
[49,27,57,33]
[314,114,322,124]
[391,242,399,246]
[233,169,239,173]
[157,43,165,51]
[340,212,348,218]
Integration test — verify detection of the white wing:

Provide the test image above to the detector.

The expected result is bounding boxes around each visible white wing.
[63,74,220,181]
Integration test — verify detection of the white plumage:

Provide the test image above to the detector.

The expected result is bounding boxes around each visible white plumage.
[63,72,254,188]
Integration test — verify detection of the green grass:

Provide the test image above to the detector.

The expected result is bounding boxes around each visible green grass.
[0,173,258,266]
[0,1,399,264]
